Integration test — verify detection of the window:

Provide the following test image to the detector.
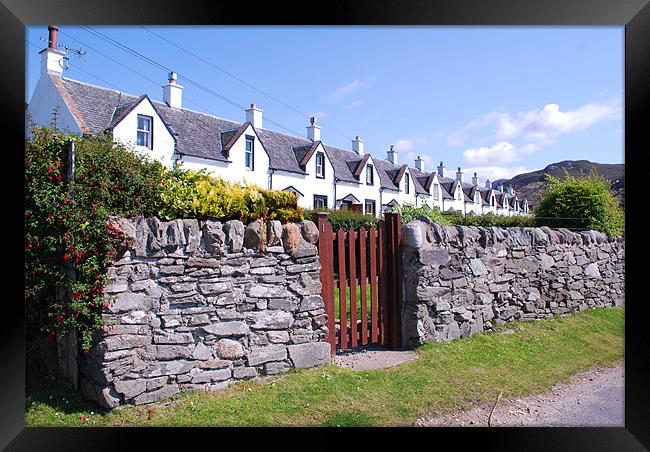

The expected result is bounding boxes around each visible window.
[491,196,495,207]
[245,136,255,170]
[315,152,325,178]
[366,164,374,185]
[137,115,153,149]
[456,188,462,200]
[404,173,410,194]
[365,199,376,216]
[433,183,439,200]
[313,195,327,209]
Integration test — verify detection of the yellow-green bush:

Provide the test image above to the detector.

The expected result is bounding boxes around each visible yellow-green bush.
[158,167,304,223]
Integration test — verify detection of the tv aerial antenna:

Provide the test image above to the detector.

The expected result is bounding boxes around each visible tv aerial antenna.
[39,36,87,70]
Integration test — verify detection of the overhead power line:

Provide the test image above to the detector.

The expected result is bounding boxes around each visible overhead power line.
[28,38,229,119]
[78,26,305,137]
[138,25,354,142]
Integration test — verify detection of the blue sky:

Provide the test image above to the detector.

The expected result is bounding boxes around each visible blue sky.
[26,26,623,180]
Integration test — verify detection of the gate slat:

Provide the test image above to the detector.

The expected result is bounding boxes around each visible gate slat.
[378,220,387,346]
[358,228,368,345]
[348,229,358,348]
[369,228,378,343]
[314,213,336,355]
[337,229,348,350]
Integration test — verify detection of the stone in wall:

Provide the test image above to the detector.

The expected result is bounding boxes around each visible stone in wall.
[80,217,329,409]
[401,221,624,348]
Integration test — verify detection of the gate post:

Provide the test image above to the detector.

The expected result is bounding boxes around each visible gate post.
[384,212,403,350]
[313,212,336,355]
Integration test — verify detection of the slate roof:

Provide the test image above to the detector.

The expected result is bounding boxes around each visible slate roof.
[321,145,363,183]
[53,77,529,209]
[406,167,430,195]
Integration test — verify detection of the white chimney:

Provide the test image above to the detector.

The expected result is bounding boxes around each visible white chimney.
[507,185,514,195]
[40,25,66,77]
[387,145,397,164]
[415,156,424,172]
[162,72,183,109]
[485,179,492,189]
[498,183,504,193]
[307,117,320,141]
[472,172,479,186]
[352,136,364,155]
[437,161,445,178]
[246,103,263,128]
[456,167,463,182]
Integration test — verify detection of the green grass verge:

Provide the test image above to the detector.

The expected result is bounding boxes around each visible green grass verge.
[333,284,373,323]
[26,306,624,427]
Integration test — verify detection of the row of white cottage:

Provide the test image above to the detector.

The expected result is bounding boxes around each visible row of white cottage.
[27,29,529,217]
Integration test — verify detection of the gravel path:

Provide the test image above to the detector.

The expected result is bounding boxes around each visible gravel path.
[417,362,624,427]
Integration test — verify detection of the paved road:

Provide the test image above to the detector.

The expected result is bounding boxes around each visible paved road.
[417,363,624,427]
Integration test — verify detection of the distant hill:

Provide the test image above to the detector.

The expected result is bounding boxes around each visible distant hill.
[496,160,625,209]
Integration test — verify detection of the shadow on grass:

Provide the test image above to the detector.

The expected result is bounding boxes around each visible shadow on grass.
[322,411,376,427]
[26,378,107,416]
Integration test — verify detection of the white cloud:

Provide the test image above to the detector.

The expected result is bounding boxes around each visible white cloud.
[405,151,433,166]
[463,141,519,166]
[393,137,426,153]
[463,165,531,182]
[495,100,621,142]
[444,98,621,152]
[326,76,377,102]
[344,99,364,109]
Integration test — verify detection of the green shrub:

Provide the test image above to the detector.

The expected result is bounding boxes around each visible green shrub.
[534,170,624,236]
[158,166,303,223]
[397,203,450,225]
[305,208,379,231]
[446,212,538,228]
[26,123,166,350]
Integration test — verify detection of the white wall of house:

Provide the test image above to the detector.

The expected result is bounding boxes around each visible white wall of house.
[112,99,176,169]
[26,75,82,136]
[175,124,272,189]
[271,142,335,209]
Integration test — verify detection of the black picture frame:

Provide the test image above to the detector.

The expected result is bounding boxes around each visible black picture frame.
[4,0,648,449]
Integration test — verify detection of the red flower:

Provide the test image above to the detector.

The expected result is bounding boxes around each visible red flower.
[57,174,62,183]
[63,253,70,262]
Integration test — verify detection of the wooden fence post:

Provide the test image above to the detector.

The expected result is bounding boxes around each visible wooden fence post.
[313,212,336,355]
[384,212,403,350]
[56,140,79,390]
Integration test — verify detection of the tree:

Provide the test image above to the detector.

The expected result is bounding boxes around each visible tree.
[534,169,624,236]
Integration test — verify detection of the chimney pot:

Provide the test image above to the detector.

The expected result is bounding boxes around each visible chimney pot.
[456,167,463,182]
[387,145,397,163]
[40,25,65,77]
[415,155,424,172]
[163,71,183,109]
[352,136,364,155]
[307,116,320,141]
[246,103,263,128]
[437,161,445,177]
[48,25,59,49]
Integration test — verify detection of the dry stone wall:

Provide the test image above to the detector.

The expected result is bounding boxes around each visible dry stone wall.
[80,216,330,408]
[401,218,625,348]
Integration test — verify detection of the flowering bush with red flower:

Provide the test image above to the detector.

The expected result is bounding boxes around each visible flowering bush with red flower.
[25,119,166,350]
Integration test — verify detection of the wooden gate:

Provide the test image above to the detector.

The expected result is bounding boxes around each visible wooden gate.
[313,212,403,355]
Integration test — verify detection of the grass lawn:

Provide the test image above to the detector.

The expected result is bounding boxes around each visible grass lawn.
[26,306,624,427]
[333,283,373,323]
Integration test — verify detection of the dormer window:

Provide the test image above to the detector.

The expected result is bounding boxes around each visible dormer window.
[404,173,410,194]
[366,164,374,185]
[137,115,153,149]
[315,152,325,178]
[245,135,255,170]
